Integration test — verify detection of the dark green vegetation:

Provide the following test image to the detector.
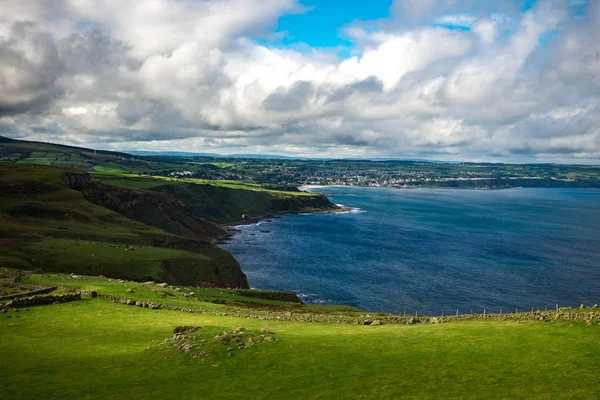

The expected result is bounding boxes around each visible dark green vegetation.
[0,163,249,287]
[1,271,599,399]
[0,157,335,286]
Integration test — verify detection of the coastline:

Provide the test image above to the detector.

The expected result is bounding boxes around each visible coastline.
[299,184,511,191]
[218,204,352,242]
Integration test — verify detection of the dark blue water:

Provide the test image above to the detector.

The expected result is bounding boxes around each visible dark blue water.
[220,187,600,314]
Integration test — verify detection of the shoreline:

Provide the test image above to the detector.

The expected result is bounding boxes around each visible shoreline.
[300,184,600,191]
[299,184,514,191]
[218,204,353,242]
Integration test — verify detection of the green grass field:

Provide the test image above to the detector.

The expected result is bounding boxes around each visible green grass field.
[1,296,599,400]
[91,172,316,197]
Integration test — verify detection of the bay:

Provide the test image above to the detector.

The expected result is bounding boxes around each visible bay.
[220,187,600,315]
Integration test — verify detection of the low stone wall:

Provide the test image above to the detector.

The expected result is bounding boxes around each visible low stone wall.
[57,285,84,293]
[0,286,58,301]
[1,293,81,309]
[356,309,600,326]
[86,292,600,326]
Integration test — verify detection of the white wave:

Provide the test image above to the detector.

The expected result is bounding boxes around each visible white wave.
[231,221,261,229]
[305,298,332,304]
[336,207,364,214]
[298,185,328,191]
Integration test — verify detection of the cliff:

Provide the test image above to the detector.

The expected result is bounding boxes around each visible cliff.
[1,163,248,288]
[151,182,338,224]
[62,172,228,242]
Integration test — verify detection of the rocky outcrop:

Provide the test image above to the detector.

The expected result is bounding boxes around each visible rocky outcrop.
[62,171,93,191]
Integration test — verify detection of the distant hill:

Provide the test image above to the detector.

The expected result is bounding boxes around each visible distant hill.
[127,150,305,160]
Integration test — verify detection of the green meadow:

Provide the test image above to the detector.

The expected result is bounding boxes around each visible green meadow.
[1,295,599,400]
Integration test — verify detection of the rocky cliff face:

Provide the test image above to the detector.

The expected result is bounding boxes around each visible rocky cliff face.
[61,171,93,190]
[62,172,228,242]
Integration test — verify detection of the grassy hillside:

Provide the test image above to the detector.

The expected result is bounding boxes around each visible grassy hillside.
[151,180,336,224]
[1,274,599,400]
[0,163,247,287]
[0,135,194,174]
[90,173,336,225]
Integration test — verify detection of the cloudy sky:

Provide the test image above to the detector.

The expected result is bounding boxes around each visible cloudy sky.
[1,0,599,162]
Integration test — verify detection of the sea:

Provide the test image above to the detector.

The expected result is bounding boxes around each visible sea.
[220,186,600,315]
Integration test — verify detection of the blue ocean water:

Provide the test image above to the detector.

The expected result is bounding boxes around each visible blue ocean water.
[220,187,600,315]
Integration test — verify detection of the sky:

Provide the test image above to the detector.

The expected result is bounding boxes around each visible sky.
[0,0,599,162]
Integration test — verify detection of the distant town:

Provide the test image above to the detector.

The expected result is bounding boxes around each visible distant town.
[151,157,600,189]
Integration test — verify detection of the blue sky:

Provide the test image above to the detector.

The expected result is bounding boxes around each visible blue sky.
[275,0,392,49]
[268,0,587,55]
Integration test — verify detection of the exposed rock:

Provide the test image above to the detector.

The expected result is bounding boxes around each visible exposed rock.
[173,326,201,335]
[260,327,274,334]
[370,320,382,326]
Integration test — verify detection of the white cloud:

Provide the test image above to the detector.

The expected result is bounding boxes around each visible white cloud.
[434,13,477,28]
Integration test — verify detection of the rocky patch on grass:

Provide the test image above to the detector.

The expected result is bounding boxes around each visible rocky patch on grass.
[163,326,277,361]
[213,327,277,353]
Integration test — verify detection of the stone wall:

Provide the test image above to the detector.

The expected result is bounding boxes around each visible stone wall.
[86,292,600,326]
[1,293,81,309]
[0,286,57,301]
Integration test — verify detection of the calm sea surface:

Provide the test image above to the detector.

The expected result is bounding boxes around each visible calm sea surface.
[220,187,600,314]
